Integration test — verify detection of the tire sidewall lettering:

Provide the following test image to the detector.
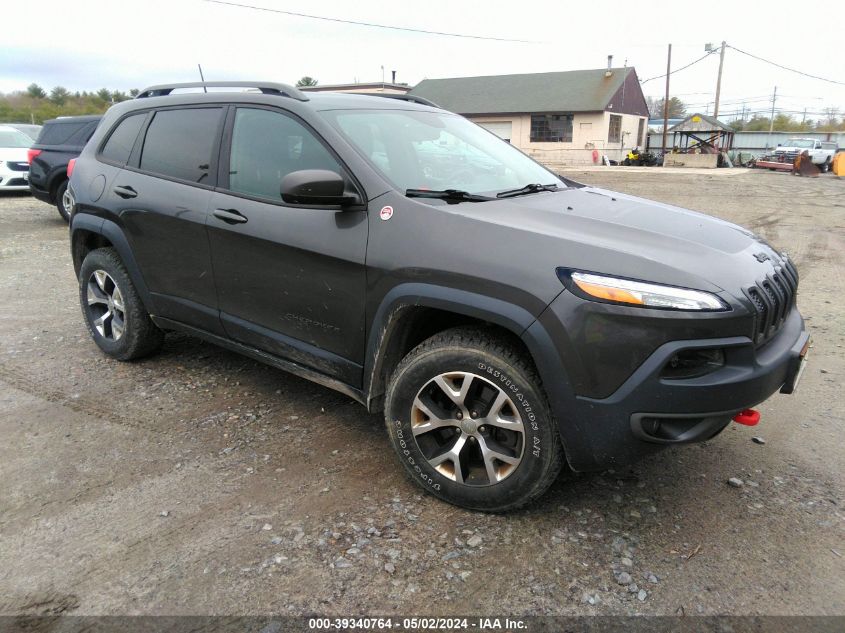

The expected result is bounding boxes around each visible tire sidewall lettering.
[478,362,538,427]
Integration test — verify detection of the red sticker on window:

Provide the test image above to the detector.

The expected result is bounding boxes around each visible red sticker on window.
[379,205,394,221]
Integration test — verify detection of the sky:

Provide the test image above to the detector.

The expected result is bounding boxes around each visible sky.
[2,0,844,122]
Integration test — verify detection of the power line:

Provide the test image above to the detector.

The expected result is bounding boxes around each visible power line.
[203,0,535,43]
[727,45,845,86]
[640,50,716,84]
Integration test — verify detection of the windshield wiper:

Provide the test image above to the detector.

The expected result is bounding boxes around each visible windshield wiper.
[496,183,561,199]
[406,188,493,203]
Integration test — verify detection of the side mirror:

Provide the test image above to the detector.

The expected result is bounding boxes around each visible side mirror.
[280,169,357,207]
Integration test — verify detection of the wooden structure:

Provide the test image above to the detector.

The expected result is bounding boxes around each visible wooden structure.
[665,113,735,153]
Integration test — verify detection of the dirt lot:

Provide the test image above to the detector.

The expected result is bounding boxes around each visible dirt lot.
[0,169,843,618]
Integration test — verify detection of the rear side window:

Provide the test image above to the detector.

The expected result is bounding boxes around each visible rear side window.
[228,107,342,201]
[139,108,222,183]
[100,114,146,165]
[38,120,100,146]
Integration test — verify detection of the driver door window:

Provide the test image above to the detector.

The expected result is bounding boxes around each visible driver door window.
[228,108,343,202]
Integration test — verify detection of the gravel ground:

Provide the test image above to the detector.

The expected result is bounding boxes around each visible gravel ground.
[0,169,843,617]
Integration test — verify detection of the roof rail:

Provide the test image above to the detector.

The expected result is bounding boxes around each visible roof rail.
[135,81,309,102]
[356,93,441,108]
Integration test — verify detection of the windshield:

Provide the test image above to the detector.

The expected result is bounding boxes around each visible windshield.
[322,109,562,195]
[785,139,815,149]
[13,125,42,140]
[0,129,33,148]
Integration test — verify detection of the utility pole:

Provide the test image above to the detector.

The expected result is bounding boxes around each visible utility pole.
[766,86,777,150]
[713,41,726,119]
[662,43,672,155]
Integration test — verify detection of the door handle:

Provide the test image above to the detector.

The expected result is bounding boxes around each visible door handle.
[213,208,248,224]
[113,185,137,199]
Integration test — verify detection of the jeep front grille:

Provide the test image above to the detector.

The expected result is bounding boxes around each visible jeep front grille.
[744,259,799,346]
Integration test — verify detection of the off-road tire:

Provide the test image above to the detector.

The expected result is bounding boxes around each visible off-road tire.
[385,327,564,512]
[78,247,164,360]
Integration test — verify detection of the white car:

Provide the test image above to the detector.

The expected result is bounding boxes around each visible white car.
[0,125,33,191]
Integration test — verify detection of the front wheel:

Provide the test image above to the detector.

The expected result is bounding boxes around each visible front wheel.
[384,328,564,512]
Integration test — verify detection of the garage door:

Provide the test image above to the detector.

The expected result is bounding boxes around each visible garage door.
[478,122,512,143]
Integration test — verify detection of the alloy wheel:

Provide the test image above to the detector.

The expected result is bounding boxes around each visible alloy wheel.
[62,187,75,216]
[411,371,525,486]
[86,270,126,341]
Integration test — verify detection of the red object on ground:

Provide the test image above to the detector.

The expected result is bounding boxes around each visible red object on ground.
[733,409,760,426]
[592,149,599,164]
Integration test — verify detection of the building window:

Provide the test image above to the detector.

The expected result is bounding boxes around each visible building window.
[608,114,622,143]
[637,118,645,147]
[530,114,573,142]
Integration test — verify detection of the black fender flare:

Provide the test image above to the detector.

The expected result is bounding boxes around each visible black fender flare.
[70,215,155,314]
[362,283,579,424]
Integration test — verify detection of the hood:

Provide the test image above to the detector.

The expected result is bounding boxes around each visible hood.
[448,185,783,301]
[0,147,29,162]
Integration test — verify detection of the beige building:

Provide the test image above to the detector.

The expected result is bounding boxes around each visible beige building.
[410,68,650,169]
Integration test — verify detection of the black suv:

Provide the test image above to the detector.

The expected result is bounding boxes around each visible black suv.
[29,115,101,220]
[68,82,809,511]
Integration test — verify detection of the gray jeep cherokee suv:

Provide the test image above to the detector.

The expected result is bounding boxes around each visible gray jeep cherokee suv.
[67,81,809,511]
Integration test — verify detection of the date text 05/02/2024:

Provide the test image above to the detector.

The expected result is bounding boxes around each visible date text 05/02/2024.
[307,617,527,630]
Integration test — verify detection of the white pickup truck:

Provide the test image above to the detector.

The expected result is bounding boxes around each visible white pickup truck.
[774,138,838,172]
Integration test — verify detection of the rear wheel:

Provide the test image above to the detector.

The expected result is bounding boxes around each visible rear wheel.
[78,248,164,360]
[819,158,830,173]
[55,180,73,222]
[385,328,563,512]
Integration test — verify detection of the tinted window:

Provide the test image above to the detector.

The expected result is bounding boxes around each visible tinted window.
[228,108,342,201]
[140,108,222,183]
[100,114,145,165]
[38,119,100,146]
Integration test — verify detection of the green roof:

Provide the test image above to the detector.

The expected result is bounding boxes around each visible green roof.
[410,68,642,115]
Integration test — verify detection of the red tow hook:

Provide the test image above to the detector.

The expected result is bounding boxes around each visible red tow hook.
[733,409,760,426]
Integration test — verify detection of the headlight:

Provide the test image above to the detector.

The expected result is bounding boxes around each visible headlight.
[562,270,729,311]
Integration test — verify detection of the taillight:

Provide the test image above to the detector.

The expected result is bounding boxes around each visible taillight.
[27,148,42,165]
[67,158,77,179]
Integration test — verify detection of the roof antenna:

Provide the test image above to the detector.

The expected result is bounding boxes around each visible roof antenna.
[197,64,207,92]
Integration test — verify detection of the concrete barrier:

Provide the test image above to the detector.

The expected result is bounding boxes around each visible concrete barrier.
[662,153,718,169]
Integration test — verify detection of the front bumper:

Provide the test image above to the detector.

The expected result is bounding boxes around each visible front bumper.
[533,306,808,471]
[0,164,30,191]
